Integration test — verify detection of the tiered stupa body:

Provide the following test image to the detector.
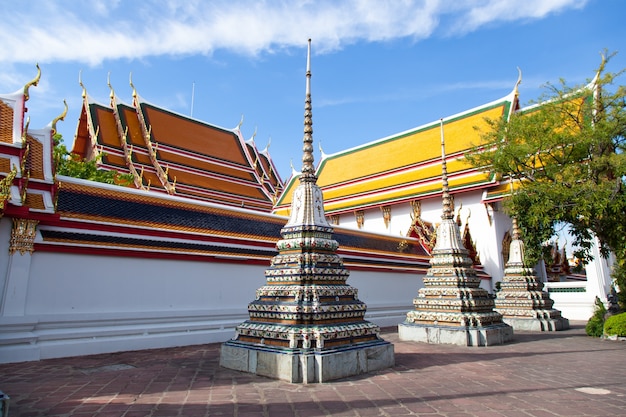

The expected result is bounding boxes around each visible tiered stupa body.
[495,217,569,331]
[220,40,394,382]
[398,121,513,346]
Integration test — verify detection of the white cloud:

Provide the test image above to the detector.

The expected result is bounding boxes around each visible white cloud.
[0,0,588,65]
[446,0,589,34]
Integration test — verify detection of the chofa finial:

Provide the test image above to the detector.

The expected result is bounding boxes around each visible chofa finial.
[51,100,68,135]
[23,63,41,101]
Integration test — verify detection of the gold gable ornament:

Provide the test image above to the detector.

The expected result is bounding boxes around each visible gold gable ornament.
[0,167,17,216]
[9,218,39,255]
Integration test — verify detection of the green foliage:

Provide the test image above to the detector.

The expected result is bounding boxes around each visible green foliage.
[467,51,626,300]
[53,134,133,186]
[614,261,626,310]
[604,312,626,336]
[585,296,607,337]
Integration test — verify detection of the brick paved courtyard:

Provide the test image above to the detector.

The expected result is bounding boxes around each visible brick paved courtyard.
[0,323,624,416]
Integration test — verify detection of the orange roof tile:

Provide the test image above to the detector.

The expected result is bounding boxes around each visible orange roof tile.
[71,82,284,212]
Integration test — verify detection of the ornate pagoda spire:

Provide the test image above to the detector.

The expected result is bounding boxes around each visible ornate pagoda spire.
[439,119,453,220]
[283,39,331,231]
[494,181,569,331]
[221,40,393,382]
[399,119,513,346]
[301,39,316,181]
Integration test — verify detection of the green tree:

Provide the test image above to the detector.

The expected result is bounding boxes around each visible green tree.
[468,52,626,308]
[53,134,134,186]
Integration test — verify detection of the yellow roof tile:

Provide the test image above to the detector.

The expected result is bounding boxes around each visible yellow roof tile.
[275,97,511,214]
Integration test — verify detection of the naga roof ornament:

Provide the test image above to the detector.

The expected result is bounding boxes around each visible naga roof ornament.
[51,100,68,135]
[23,64,41,101]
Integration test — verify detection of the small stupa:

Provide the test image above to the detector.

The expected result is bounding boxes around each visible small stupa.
[398,120,513,346]
[220,40,394,383]
[495,215,569,331]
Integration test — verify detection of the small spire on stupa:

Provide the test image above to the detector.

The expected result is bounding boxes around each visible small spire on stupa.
[301,39,316,183]
[509,179,521,242]
[440,119,453,220]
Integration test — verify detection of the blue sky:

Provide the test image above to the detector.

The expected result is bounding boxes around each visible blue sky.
[1,0,624,180]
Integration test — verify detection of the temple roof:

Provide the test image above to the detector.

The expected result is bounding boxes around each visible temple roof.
[1,65,58,216]
[71,81,283,212]
[39,176,430,271]
[2,67,429,275]
[274,89,520,216]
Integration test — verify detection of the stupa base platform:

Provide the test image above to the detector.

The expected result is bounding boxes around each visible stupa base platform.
[398,322,513,346]
[502,316,570,332]
[220,340,394,383]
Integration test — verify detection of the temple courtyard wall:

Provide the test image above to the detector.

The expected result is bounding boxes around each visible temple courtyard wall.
[0,239,419,364]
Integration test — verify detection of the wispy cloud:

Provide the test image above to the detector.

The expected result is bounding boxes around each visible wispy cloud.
[0,0,587,66]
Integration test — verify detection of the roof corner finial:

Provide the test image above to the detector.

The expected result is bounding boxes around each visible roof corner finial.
[78,69,87,99]
[237,114,244,130]
[514,67,522,96]
[300,38,315,181]
[440,118,453,219]
[107,72,115,103]
[593,50,607,86]
[262,136,271,154]
[51,100,68,135]
[23,63,41,102]
[129,72,137,101]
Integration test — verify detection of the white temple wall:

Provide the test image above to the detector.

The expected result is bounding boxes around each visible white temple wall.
[0,217,11,308]
[332,191,512,292]
[25,253,266,315]
[0,245,423,364]
[349,269,423,328]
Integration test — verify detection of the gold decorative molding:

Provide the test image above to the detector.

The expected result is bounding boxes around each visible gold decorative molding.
[355,210,364,229]
[1,167,17,213]
[501,231,512,267]
[410,200,421,219]
[9,218,39,255]
[381,206,391,229]
[328,214,339,225]
[408,200,436,251]
[397,239,409,253]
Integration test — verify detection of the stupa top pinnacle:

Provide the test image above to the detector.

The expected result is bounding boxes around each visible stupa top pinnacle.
[440,119,453,220]
[283,39,330,230]
[301,38,316,183]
